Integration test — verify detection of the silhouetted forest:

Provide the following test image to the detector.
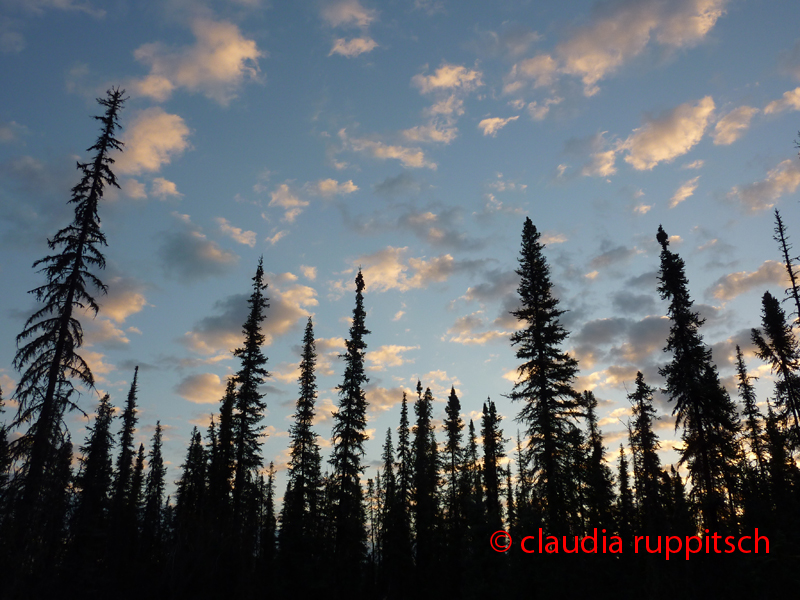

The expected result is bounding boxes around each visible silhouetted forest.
[1,90,800,600]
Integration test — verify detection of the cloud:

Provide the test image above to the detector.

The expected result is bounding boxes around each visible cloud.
[175,373,227,404]
[151,177,182,199]
[426,95,465,117]
[307,178,358,196]
[402,121,458,144]
[216,217,256,247]
[329,37,378,57]
[337,246,476,294]
[0,120,26,142]
[478,116,519,137]
[269,183,309,222]
[707,261,789,301]
[610,290,657,316]
[621,96,715,170]
[367,345,419,371]
[366,385,406,414]
[589,243,639,270]
[321,0,377,28]
[131,18,263,105]
[101,276,148,323]
[728,159,800,212]
[121,178,147,199]
[682,159,704,170]
[158,212,238,282]
[341,130,436,169]
[582,150,617,177]
[300,265,317,280]
[764,87,800,115]
[116,108,190,175]
[712,106,758,145]
[669,175,700,208]
[374,172,422,196]
[183,278,317,354]
[779,40,800,81]
[412,63,484,94]
[266,230,288,245]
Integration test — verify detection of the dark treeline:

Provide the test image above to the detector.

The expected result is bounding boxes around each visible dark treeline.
[1,91,799,599]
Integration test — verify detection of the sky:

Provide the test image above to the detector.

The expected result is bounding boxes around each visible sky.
[1,0,800,498]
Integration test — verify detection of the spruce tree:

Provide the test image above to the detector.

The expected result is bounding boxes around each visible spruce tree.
[72,393,115,546]
[751,291,800,446]
[656,225,741,531]
[142,421,166,553]
[231,258,270,528]
[481,398,505,532]
[412,385,440,591]
[583,391,615,530]
[330,269,370,595]
[12,89,126,514]
[735,346,766,473]
[442,386,464,522]
[280,317,323,583]
[773,209,800,324]
[616,446,634,541]
[208,379,235,521]
[110,366,139,558]
[509,217,581,532]
[627,373,663,533]
[175,427,206,533]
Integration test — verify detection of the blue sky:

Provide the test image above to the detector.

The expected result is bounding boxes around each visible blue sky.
[2,0,800,496]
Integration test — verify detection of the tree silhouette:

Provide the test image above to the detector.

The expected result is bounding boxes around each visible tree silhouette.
[330,269,370,596]
[656,225,741,531]
[12,88,125,523]
[509,217,581,532]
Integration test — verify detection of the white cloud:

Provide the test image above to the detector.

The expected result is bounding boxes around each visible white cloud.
[728,160,800,212]
[402,121,458,144]
[269,183,309,222]
[307,178,358,196]
[329,37,378,57]
[367,345,419,371]
[151,177,183,199]
[505,0,728,97]
[621,96,715,170]
[116,108,190,175]
[342,130,436,169]
[426,95,464,117]
[216,217,256,247]
[341,246,462,293]
[478,116,519,137]
[582,149,617,177]
[527,97,562,121]
[266,230,288,245]
[682,159,705,170]
[713,106,758,145]
[764,87,800,115]
[101,276,148,323]
[300,265,317,280]
[708,261,789,301]
[121,178,147,199]
[321,0,377,28]
[669,176,700,208]
[131,19,263,105]
[175,373,227,404]
[412,63,484,94]
[158,212,238,282]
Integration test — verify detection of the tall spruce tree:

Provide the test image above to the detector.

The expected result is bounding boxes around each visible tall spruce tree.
[72,393,115,545]
[656,225,741,531]
[142,421,166,553]
[208,379,235,522]
[627,373,663,533]
[442,386,464,522]
[280,317,322,578]
[110,366,139,554]
[412,385,440,591]
[751,290,800,446]
[481,399,505,532]
[330,269,370,595]
[735,346,766,473]
[583,391,615,530]
[12,89,126,514]
[773,209,800,324]
[232,258,270,528]
[509,217,581,532]
[616,446,634,541]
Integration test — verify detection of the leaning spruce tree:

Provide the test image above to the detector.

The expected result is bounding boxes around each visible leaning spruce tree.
[330,268,370,594]
[656,225,741,532]
[509,217,582,533]
[12,89,125,511]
